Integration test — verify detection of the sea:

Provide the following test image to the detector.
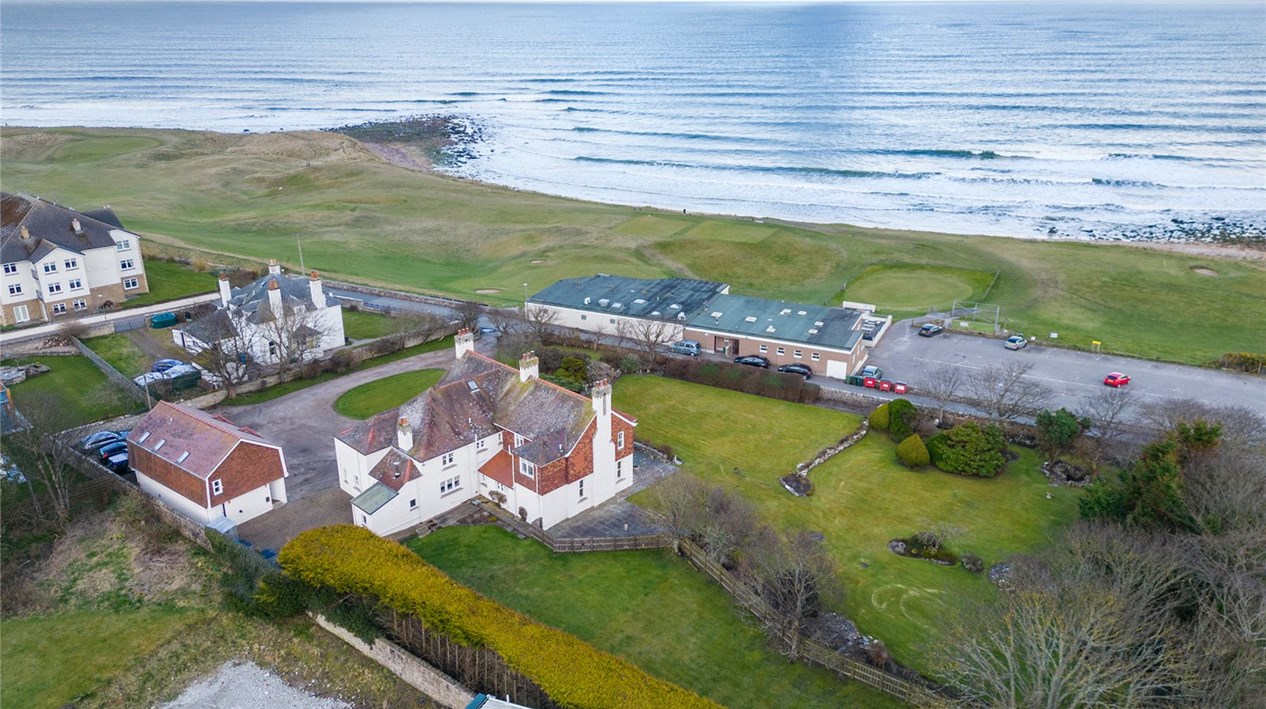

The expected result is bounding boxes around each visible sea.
[3,1,1264,242]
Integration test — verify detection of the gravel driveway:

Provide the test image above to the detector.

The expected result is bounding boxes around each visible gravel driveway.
[162,660,350,709]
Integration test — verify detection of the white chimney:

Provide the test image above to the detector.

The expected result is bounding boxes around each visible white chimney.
[308,270,326,308]
[19,226,30,240]
[519,352,539,382]
[591,378,612,418]
[267,258,281,276]
[267,278,282,315]
[71,218,83,234]
[396,416,413,452]
[218,273,232,307]
[591,379,615,478]
[454,328,475,359]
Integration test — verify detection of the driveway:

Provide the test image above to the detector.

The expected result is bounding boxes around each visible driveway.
[211,338,490,503]
[863,322,1266,421]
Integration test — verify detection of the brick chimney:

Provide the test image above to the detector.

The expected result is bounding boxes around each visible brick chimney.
[308,270,326,308]
[396,416,413,452]
[267,278,282,315]
[218,273,232,307]
[519,352,539,382]
[267,258,281,276]
[454,328,474,359]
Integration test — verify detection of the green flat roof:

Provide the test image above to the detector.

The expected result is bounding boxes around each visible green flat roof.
[351,482,398,515]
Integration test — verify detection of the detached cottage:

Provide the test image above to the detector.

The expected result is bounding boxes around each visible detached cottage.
[0,192,148,325]
[335,329,636,536]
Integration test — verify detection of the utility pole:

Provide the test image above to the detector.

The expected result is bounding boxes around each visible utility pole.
[297,239,305,272]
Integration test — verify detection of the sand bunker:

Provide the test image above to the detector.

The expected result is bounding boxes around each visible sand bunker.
[1189,266,1219,276]
[530,259,546,264]
[475,288,501,294]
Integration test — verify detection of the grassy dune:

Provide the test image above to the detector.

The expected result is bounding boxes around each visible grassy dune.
[4,127,1263,363]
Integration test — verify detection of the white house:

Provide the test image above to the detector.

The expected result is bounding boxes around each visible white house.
[334,329,637,536]
[127,401,289,526]
[172,260,344,369]
[1,192,148,326]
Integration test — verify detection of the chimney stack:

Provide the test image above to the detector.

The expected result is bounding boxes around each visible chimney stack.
[267,278,282,315]
[519,352,539,382]
[267,258,281,276]
[454,328,475,359]
[19,226,30,240]
[71,218,83,234]
[218,273,232,307]
[591,379,612,416]
[396,416,413,452]
[308,270,326,308]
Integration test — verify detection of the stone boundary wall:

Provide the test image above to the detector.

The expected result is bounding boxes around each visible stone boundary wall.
[0,292,220,346]
[326,280,468,310]
[818,386,890,409]
[312,614,474,709]
[794,420,870,477]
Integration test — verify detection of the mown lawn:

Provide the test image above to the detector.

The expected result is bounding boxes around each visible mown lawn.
[332,368,443,419]
[5,127,1262,364]
[117,259,217,309]
[81,333,148,378]
[3,355,142,426]
[411,526,904,709]
[616,376,1080,675]
[0,608,203,709]
[342,310,405,340]
[221,335,453,407]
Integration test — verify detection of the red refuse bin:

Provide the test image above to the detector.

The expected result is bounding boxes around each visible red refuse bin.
[878,380,894,392]
[863,377,878,388]
[893,381,908,394]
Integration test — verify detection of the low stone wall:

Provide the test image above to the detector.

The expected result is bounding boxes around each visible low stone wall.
[327,280,468,309]
[818,386,890,408]
[795,420,870,477]
[312,614,474,709]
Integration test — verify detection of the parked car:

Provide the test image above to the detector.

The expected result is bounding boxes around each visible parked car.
[104,452,130,474]
[670,339,702,356]
[152,358,185,373]
[1104,372,1131,387]
[1005,335,1028,350]
[133,371,169,387]
[918,324,944,337]
[777,363,813,379]
[97,441,129,461]
[861,365,884,379]
[80,430,122,449]
[733,355,770,368]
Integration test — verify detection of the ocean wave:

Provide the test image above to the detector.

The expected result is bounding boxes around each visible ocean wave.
[572,155,935,180]
[871,148,1021,160]
[1091,177,1164,188]
[569,125,765,144]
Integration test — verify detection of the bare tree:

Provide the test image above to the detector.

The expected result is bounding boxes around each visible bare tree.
[257,304,323,378]
[968,362,1051,422]
[455,301,483,332]
[3,392,79,529]
[1078,386,1137,471]
[395,310,448,343]
[750,529,841,661]
[615,318,677,365]
[645,473,707,553]
[522,304,560,344]
[486,307,525,337]
[191,316,261,398]
[920,366,964,424]
[695,486,760,565]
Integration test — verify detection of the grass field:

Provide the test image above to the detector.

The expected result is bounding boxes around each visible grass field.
[3,127,1263,364]
[81,333,149,378]
[3,355,142,426]
[117,259,218,309]
[342,310,404,340]
[615,376,1080,674]
[0,608,203,709]
[410,526,904,709]
[332,368,443,418]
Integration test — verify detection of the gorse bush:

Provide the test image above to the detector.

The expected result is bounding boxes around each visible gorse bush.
[281,526,721,709]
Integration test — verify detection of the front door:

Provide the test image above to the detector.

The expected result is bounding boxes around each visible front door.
[714,336,731,355]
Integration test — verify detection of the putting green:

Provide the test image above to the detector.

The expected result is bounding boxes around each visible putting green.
[842,263,996,313]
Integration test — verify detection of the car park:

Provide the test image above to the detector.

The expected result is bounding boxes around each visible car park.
[733,355,770,368]
[1005,335,1028,350]
[152,358,185,373]
[670,339,702,356]
[918,324,944,337]
[1104,372,1131,387]
[777,363,813,379]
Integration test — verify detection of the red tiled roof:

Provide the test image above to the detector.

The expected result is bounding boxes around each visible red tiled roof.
[368,449,419,492]
[127,401,275,480]
[478,450,515,488]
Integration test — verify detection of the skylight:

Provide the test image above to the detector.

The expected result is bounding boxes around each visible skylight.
[138,431,151,443]
[177,451,190,463]
[154,439,166,451]
[744,316,757,323]
[766,326,776,333]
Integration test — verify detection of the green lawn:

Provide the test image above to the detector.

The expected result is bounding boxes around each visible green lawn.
[342,309,405,340]
[410,526,903,709]
[616,376,1080,675]
[332,368,443,419]
[3,355,142,426]
[4,127,1262,364]
[81,333,149,378]
[118,259,217,309]
[222,335,453,406]
[0,608,202,709]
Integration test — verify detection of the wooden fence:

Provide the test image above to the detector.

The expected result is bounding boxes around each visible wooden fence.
[473,499,670,553]
[679,540,944,707]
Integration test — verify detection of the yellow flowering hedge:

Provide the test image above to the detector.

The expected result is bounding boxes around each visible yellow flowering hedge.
[280,525,722,709]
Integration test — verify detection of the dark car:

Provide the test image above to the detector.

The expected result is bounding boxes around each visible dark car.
[733,355,770,368]
[152,358,185,373]
[97,441,129,461]
[777,363,813,379]
[80,430,121,449]
[918,324,944,337]
[104,452,130,474]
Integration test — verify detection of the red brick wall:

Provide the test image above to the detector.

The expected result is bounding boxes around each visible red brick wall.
[128,443,207,507]
[210,443,285,506]
[612,415,635,457]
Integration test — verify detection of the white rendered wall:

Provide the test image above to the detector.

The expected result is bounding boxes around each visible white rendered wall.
[137,472,213,525]
[336,438,389,496]
[220,485,276,525]
[527,302,685,342]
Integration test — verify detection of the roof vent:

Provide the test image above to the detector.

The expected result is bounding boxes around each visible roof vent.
[779,309,791,315]
[651,311,661,317]
[814,321,824,327]
[598,298,610,307]
[19,226,31,240]
[766,325,776,333]
[584,296,591,305]
[710,311,723,319]
[71,218,83,235]
[744,316,758,323]
[611,302,622,309]
[633,298,647,305]
[797,310,807,316]
[677,312,686,321]
[669,303,681,310]
[808,328,819,335]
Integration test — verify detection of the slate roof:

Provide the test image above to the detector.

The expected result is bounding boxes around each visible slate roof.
[127,401,278,481]
[337,351,616,472]
[180,309,238,344]
[351,482,398,514]
[1,192,130,265]
[528,274,728,322]
[687,293,864,352]
[227,271,318,325]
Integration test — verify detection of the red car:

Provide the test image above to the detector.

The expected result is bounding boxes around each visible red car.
[1104,372,1131,387]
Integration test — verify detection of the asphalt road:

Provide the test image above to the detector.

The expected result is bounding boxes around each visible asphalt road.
[866,322,1266,421]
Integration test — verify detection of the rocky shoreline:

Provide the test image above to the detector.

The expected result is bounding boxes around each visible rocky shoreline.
[326,114,484,169]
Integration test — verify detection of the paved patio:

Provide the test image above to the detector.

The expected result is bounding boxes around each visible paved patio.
[548,451,677,539]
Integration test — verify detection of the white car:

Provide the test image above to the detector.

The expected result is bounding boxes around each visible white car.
[1004,335,1028,350]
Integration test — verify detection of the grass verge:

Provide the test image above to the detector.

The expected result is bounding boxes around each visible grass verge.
[615,376,1080,674]
[411,525,905,709]
[117,259,217,309]
[332,368,443,419]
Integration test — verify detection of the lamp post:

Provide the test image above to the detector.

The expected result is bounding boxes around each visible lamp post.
[523,283,528,304]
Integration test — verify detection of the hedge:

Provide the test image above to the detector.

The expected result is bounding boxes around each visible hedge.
[280,526,721,709]
[660,357,819,403]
